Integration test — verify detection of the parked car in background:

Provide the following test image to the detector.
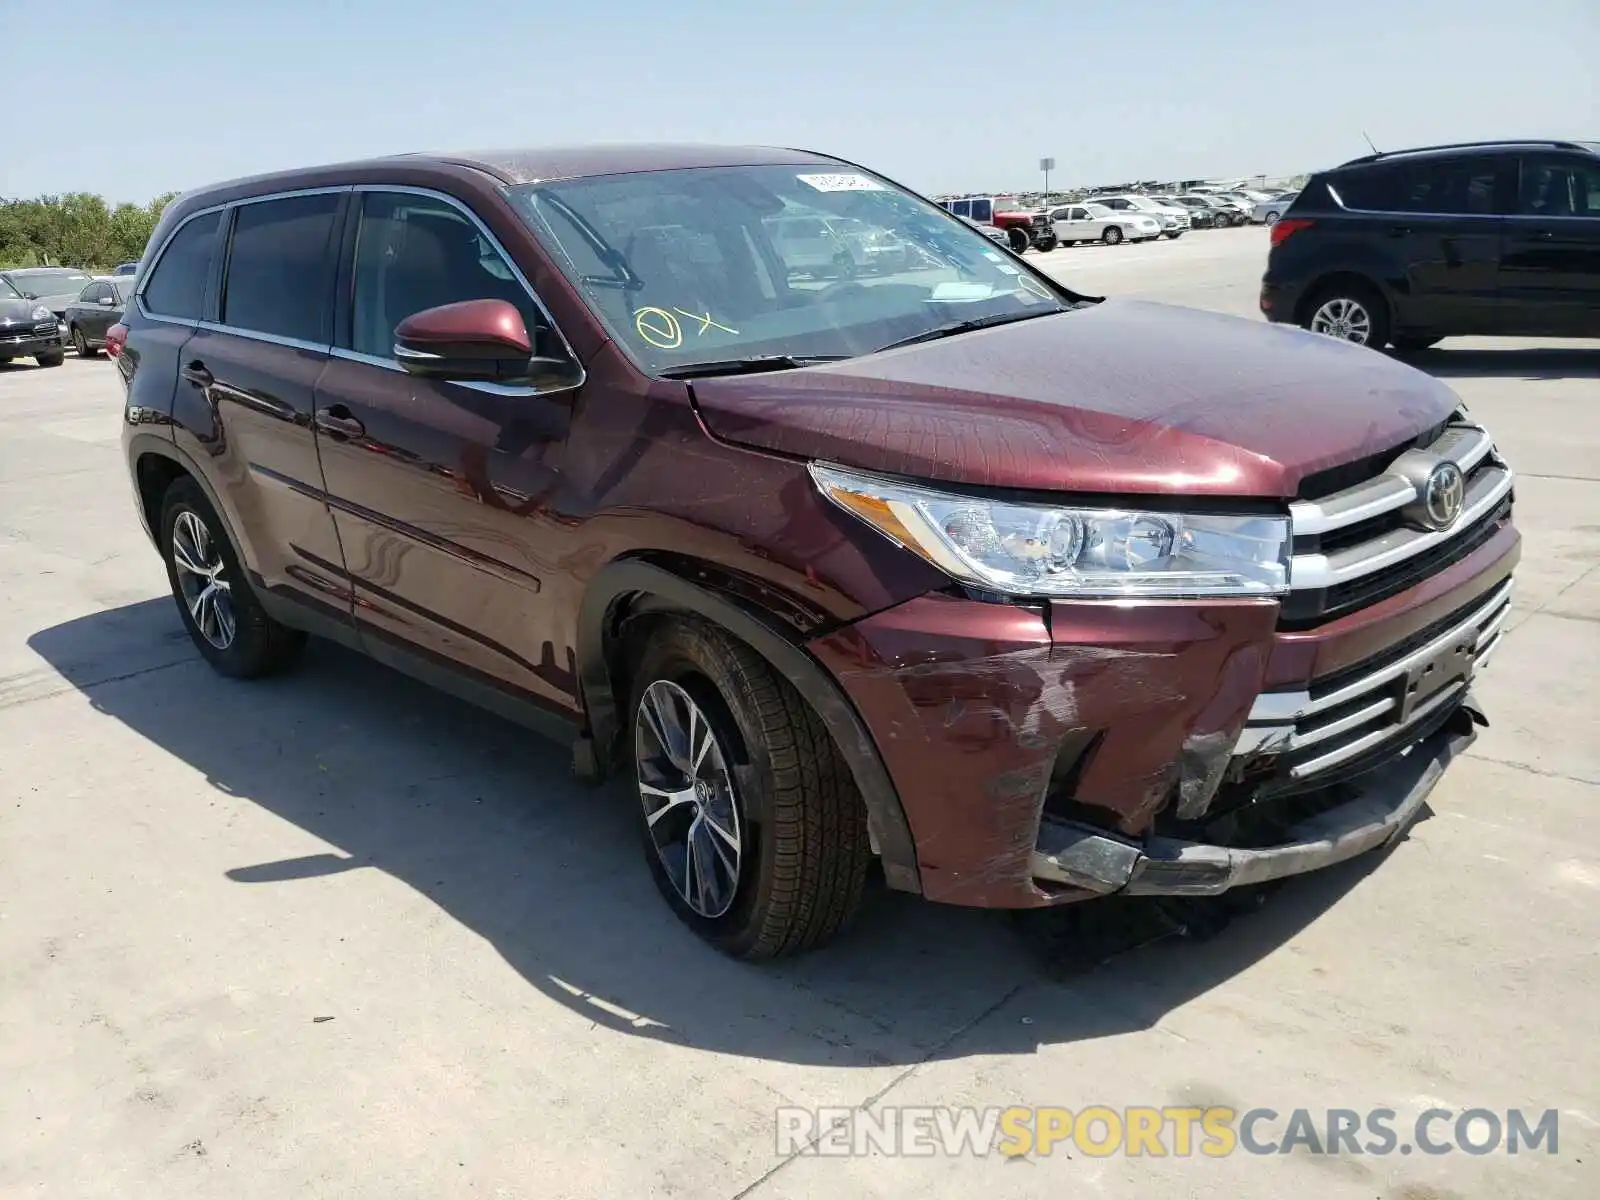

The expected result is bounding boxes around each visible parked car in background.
[1165,195,1221,228]
[939,195,1046,253]
[1050,201,1163,245]
[0,275,67,367]
[1200,195,1251,225]
[0,267,96,323]
[1252,192,1300,224]
[1091,194,1190,238]
[117,142,1518,959]
[113,262,140,276]
[1263,138,1600,348]
[63,277,133,356]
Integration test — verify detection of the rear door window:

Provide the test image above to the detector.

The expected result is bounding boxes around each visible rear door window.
[1335,158,1505,215]
[142,210,222,320]
[969,199,993,222]
[220,193,342,343]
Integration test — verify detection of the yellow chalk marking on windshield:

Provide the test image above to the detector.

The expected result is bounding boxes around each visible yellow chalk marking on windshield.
[674,308,740,336]
[635,306,683,349]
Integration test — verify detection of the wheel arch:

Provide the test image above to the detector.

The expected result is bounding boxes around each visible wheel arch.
[1294,269,1395,327]
[576,555,922,894]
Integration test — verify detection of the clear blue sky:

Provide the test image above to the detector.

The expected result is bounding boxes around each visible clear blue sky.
[3,0,1596,203]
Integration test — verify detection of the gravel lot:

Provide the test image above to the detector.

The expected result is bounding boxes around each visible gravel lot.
[3,225,1596,1199]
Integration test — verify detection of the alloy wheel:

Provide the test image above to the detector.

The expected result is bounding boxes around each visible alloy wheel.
[170,509,236,649]
[1309,297,1373,344]
[635,679,743,919]
[72,328,90,355]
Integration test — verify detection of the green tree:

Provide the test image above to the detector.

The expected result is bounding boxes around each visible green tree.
[0,189,177,270]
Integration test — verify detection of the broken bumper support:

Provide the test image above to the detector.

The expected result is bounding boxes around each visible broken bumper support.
[1030,699,1481,897]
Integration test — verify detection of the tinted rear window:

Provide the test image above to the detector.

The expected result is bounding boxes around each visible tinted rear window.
[1332,158,1502,214]
[142,211,221,320]
[221,193,341,343]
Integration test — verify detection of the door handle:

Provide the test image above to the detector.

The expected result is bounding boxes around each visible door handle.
[315,404,365,439]
[181,360,213,387]
[1528,229,1555,240]
[1386,225,1412,238]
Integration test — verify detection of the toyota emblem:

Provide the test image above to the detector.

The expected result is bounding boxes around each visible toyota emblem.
[1423,462,1465,530]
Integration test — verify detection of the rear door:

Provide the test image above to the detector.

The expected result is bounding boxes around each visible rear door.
[78,283,116,341]
[1332,155,1509,334]
[1499,153,1600,336]
[173,190,353,618]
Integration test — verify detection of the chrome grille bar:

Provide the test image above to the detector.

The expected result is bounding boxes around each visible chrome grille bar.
[1235,578,1512,779]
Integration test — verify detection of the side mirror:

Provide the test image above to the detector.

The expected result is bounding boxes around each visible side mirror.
[393,298,570,384]
[100,296,116,306]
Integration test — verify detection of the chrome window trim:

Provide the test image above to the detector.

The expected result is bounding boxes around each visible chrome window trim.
[194,320,330,356]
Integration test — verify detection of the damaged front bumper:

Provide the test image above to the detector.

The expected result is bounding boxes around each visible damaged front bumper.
[1032,699,1482,896]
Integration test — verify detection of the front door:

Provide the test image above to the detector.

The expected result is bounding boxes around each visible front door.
[1499,154,1600,337]
[313,188,583,715]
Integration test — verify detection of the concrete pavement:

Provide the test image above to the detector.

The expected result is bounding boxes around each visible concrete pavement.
[2,227,1596,1198]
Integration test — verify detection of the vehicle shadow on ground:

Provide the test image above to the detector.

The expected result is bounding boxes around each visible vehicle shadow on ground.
[30,599,1400,1069]
[1403,346,1600,381]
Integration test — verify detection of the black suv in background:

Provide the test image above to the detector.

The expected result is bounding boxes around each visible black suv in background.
[1262,139,1600,351]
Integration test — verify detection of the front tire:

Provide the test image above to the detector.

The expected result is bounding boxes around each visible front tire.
[1303,280,1391,349]
[1102,226,1123,245]
[629,619,870,959]
[1006,226,1030,254]
[1034,234,1058,252]
[159,477,306,678]
[1264,210,1281,226]
[36,350,65,367]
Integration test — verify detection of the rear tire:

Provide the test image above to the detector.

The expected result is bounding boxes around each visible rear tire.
[1302,279,1391,350]
[628,618,871,959]
[72,327,97,357]
[159,477,306,678]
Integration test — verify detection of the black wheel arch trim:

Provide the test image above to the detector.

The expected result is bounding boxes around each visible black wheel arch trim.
[577,557,922,894]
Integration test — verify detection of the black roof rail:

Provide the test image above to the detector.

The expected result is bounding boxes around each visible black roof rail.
[1337,139,1585,166]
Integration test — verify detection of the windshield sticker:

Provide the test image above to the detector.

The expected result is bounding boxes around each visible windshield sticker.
[673,307,739,336]
[634,307,683,349]
[982,251,1004,262]
[796,173,884,193]
[994,263,1020,275]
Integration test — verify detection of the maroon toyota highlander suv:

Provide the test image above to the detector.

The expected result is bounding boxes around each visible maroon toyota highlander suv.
[116,145,1517,958]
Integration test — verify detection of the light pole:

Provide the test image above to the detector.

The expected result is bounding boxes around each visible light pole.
[1039,157,1056,206]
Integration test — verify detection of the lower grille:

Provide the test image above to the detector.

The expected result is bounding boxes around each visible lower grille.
[1237,577,1510,785]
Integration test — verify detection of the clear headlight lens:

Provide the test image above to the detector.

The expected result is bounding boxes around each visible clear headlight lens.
[32,305,53,321]
[811,463,1290,598]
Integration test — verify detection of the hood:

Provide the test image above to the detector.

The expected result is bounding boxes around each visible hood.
[689,300,1462,499]
[0,297,47,322]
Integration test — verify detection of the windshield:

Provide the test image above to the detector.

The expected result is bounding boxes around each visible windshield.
[1083,203,1112,217]
[506,164,1073,374]
[8,270,92,298]
[0,276,20,299]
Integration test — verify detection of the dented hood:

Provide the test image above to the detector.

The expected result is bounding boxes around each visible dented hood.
[689,300,1462,498]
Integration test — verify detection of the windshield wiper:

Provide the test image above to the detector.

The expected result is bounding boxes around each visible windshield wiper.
[658,355,848,379]
[872,309,1060,354]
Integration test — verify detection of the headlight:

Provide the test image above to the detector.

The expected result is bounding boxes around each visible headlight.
[810,463,1290,598]
[32,305,53,321]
